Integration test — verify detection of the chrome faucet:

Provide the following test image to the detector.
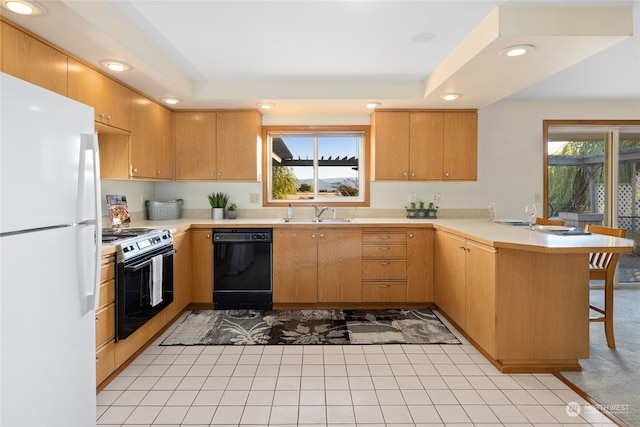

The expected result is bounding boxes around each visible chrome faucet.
[312,205,329,221]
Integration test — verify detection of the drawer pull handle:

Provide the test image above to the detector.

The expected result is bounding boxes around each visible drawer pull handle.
[378,284,389,288]
[378,236,390,240]
[378,261,390,265]
[378,247,390,251]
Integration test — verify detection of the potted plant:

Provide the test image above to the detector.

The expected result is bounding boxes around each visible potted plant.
[406,201,417,218]
[417,200,427,217]
[208,192,229,219]
[227,202,238,219]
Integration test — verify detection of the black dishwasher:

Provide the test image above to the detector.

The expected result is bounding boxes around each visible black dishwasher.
[213,228,272,310]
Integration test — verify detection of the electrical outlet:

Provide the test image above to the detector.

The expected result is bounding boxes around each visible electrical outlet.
[433,193,442,202]
[249,193,260,204]
[534,192,541,203]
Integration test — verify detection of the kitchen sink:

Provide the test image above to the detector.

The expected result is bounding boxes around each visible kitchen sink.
[281,218,356,223]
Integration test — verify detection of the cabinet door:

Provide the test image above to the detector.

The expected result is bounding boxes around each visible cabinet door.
[130,94,173,179]
[465,240,496,356]
[68,58,131,131]
[273,229,318,303]
[166,231,191,320]
[434,231,466,328]
[2,24,68,95]
[175,112,217,180]
[216,111,260,181]
[406,228,433,302]
[190,230,213,303]
[372,111,410,180]
[318,229,362,303]
[443,111,477,180]
[409,112,443,180]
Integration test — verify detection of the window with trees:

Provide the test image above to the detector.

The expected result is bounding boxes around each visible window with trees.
[264,126,369,206]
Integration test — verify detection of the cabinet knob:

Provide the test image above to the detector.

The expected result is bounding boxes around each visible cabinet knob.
[218,172,222,176]
[132,168,138,173]
[319,233,325,238]
[206,234,211,238]
[106,115,112,121]
[445,172,450,177]
[210,172,215,176]
[311,234,317,239]
[156,170,161,175]
[95,317,99,322]
[410,172,415,177]
[99,113,106,119]
[403,172,408,177]
[408,233,414,238]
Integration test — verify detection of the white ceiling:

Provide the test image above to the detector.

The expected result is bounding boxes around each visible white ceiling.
[4,0,640,115]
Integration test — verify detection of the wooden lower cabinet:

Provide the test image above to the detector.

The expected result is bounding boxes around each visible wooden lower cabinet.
[96,253,116,385]
[273,229,318,304]
[362,229,407,302]
[191,229,213,304]
[434,230,496,350]
[166,230,191,320]
[273,228,362,305]
[406,228,434,302]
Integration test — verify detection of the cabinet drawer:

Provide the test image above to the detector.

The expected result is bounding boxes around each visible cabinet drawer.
[362,282,407,302]
[363,244,406,259]
[95,303,115,347]
[96,340,115,385]
[100,261,115,282]
[362,260,407,280]
[363,232,406,245]
[98,279,115,308]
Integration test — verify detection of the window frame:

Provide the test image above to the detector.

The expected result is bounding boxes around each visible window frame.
[262,125,370,207]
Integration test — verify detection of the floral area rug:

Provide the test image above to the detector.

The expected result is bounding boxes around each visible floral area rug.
[160,309,460,346]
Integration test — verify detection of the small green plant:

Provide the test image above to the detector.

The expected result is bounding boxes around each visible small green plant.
[418,200,425,210]
[228,203,237,211]
[208,192,229,209]
[410,201,417,210]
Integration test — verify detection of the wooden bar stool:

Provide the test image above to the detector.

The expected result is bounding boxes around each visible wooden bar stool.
[584,224,627,348]
[535,217,565,226]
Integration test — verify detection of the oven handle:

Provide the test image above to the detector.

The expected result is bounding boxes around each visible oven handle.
[124,249,176,272]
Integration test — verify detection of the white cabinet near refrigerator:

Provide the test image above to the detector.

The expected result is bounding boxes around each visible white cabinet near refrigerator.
[0,72,101,426]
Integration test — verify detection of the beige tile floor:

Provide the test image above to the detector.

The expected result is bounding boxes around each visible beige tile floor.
[96,311,617,426]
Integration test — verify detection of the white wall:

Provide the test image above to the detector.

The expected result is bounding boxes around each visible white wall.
[101,99,639,219]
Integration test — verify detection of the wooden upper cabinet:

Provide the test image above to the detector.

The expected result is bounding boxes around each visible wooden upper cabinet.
[174,111,217,180]
[443,111,477,180]
[2,23,68,96]
[130,92,174,180]
[67,58,131,131]
[216,111,261,180]
[371,111,410,180]
[410,112,444,180]
[175,110,261,181]
[372,110,477,181]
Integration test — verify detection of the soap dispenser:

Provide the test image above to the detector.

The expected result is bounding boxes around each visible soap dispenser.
[287,203,294,219]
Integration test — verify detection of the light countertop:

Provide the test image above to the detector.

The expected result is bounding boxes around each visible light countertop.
[102,217,634,254]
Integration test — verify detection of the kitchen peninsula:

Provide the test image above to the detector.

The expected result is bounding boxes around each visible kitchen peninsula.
[101,218,632,380]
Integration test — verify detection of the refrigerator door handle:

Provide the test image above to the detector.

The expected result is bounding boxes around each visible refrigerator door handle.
[79,133,102,311]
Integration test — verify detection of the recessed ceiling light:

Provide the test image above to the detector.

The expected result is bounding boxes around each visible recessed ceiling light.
[161,97,182,105]
[499,44,536,57]
[366,102,382,109]
[3,0,45,15]
[257,102,275,110]
[439,93,461,101]
[99,60,132,72]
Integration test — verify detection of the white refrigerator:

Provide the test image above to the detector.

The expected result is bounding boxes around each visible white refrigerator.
[0,72,101,426]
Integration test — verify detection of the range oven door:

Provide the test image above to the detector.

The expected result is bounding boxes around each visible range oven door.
[116,245,175,341]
